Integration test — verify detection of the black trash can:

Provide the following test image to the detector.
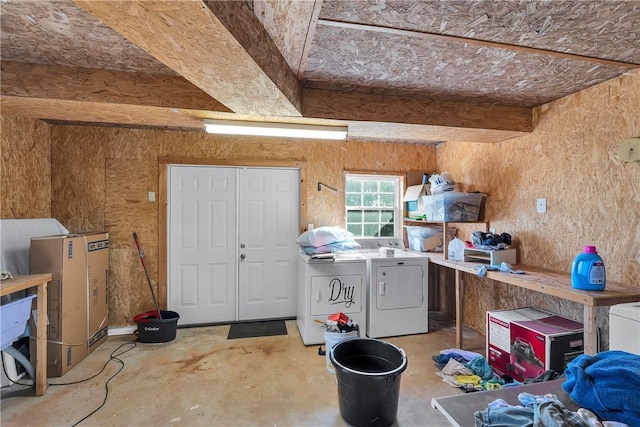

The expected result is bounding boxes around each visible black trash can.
[329,338,407,427]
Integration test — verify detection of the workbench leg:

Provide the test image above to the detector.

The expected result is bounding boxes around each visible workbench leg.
[583,306,598,355]
[455,269,464,350]
[35,282,47,396]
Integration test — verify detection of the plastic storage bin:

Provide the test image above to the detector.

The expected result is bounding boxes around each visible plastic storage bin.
[423,192,486,221]
[405,225,456,252]
[1,294,36,350]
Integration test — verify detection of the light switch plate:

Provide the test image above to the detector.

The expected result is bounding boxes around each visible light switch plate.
[536,198,547,213]
[148,191,156,202]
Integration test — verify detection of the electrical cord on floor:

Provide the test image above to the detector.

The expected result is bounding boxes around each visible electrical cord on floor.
[2,341,137,426]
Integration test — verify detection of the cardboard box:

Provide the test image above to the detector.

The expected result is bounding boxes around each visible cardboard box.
[30,235,88,377]
[487,307,584,381]
[403,185,429,219]
[85,232,109,353]
[423,192,485,221]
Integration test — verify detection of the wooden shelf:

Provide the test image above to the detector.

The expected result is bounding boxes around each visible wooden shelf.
[403,218,489,259]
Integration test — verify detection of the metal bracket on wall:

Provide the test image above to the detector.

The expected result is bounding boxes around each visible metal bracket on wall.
[317,182,338,192]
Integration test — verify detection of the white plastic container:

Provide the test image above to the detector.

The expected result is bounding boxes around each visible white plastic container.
[1,294,37,350]
[447,237,465,262]
[324,330,358,374]
[609,302,640,355]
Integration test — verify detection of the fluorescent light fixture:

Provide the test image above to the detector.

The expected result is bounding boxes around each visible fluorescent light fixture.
[203,119,347,140]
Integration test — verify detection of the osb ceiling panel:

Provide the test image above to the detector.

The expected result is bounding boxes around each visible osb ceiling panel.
[0,0,176,75]
[302,24,631,107]
[1,0,639,144]
[319,0,640,63]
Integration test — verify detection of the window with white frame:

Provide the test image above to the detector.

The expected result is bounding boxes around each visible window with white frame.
[344,173,403,237]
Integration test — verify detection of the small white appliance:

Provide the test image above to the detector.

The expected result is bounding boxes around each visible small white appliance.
[356,238,429,338]
[609,302,640,354]
[297,252,367,345]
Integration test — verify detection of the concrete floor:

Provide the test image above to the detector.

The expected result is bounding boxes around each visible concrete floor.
[1,312,485,427]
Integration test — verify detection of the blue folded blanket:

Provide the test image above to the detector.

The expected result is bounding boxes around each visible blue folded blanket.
[562,350,640,426]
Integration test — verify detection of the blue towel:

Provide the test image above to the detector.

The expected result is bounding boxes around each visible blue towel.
[562,351,640,426]
[465,356,495,380]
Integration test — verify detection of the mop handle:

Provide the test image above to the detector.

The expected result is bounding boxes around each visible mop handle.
[133,232,162,319]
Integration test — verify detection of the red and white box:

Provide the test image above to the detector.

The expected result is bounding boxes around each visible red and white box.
[487,307,584,381]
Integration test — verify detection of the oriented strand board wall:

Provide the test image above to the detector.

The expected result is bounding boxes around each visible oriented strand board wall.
[48,127,436,326]
[436,71,640,347]
[0,115,51,218]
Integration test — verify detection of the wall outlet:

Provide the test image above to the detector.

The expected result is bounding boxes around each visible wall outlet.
[148,191,156,202]
[536,198,547,213]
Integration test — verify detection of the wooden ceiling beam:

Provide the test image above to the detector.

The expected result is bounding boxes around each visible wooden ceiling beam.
[0,61,230,111]
[0,95,527,143]
[303,88,533,132]
[72,0,302,116]
[296,0,324,79]
[319,19,640,69]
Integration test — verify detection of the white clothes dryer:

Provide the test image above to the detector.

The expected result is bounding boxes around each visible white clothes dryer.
[356,238,429,338]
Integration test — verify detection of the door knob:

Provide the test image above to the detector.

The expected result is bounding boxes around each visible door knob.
[240,254,246,260]
[240,243,245,248]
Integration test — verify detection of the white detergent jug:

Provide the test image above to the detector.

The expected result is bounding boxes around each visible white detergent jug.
[448,237,465,261]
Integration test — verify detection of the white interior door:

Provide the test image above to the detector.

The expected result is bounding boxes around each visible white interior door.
[169,166,237,325]
[238,168,300,320]
[169,165,300,324]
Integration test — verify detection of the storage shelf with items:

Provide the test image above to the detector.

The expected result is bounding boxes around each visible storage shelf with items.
[403,218,489,259]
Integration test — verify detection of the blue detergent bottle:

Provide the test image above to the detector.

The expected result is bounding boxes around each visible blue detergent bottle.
[571,246,606,291]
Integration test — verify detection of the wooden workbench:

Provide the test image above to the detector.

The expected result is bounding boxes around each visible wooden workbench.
[426,253,640,355]
[1,274,50,395]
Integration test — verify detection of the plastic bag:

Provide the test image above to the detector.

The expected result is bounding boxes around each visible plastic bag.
[429,172,458,194]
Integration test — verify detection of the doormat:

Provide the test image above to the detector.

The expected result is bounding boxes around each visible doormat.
[227,320,287,339]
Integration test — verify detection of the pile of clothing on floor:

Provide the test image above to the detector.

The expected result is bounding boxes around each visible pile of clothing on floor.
[433,348,505,392]
[463,350,640,427]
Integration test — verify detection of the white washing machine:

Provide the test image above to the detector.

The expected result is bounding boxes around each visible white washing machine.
[297,252,367,345]
[609,302,640,354]
[356,238,429,338]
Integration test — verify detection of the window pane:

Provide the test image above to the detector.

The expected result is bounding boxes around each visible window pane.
[346,210,362,222]
[363,194,378,207]
[347,224,362,235]
[380,210,394,222]
[379,194,394,207]
[378,223,394,236]
[363,211,379,222]
[346,194,362,207]
[346,180,362,192]
[364,224,381,236]
[380,181,394,192]
[363,181,378,193]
